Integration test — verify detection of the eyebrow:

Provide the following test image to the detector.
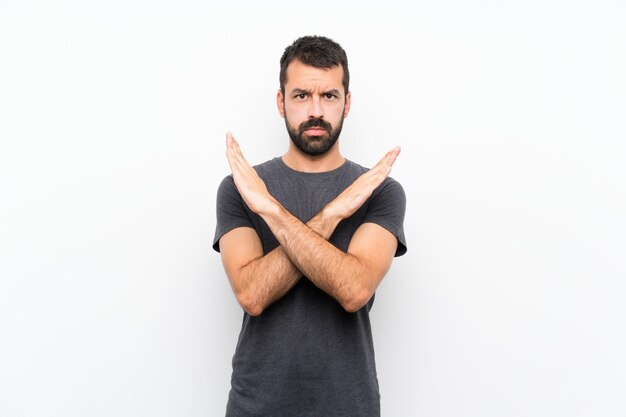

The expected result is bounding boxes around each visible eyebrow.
[291,88,341,96]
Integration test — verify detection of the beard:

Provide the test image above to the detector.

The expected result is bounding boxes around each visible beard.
[284,109,345,156]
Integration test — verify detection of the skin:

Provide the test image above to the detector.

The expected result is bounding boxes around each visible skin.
[219,60,401,315]
[279,59,350,167]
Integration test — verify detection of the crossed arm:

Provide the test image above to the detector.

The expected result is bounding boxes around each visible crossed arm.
[219,132,400,315]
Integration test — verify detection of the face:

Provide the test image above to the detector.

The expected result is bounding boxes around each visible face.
[277,60,351,156]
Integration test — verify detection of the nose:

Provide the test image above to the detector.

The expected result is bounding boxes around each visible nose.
[308,96,323,119]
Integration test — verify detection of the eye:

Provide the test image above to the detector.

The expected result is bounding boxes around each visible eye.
[295,93,307,100]
[325,93,337,100]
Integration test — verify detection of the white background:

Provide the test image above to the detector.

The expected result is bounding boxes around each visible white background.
[1,1,625,416]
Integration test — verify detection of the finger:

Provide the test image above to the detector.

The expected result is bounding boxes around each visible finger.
[380,146,400,168]
[226,132,241,168]
[233,139,255,172]
[225,131,240,156]
[226,135,248,175]
[371,150,393,170]
[225,132,236,164]
[371,146,399,172]
[367,147,400,184]
[226,135,238,160]
[230,141,247,170]
[233,138,244,158]
[226,131,235,148]
[224,132,244,164]
[225,146,238,173]
[226,143,241,171]
[386,146,400,159]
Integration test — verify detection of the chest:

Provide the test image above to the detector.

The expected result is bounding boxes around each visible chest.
[249,172,370,254]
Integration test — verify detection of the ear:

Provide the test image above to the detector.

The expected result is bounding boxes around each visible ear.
[343,91,351,118]
[277,89,285,118]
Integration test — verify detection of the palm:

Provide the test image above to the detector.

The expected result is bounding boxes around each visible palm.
[329,146,400,220]
[225,132,275,214]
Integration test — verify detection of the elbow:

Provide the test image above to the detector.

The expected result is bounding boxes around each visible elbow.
[236,292,264,317]
[244,305,263,317]
[340,286,373,313]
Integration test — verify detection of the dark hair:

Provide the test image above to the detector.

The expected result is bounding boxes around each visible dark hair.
[279,35,350,96]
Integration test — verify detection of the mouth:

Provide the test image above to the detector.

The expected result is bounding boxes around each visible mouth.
[304,127,328,136]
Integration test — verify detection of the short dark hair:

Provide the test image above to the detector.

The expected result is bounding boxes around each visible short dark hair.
[279,35,350,96]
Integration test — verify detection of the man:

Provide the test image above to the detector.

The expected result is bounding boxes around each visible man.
[213,35,407,417]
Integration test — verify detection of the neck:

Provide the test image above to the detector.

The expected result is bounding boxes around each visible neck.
[281,141,345,173]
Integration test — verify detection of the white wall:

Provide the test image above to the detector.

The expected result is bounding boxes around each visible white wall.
[1,1,625,416]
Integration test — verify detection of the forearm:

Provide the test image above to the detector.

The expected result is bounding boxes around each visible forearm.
[260,204,368,312]
[223,133,400,314]
[237,210,339,315]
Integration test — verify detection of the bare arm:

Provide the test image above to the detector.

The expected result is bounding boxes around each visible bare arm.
[224,132,400,313]
[260,201,398,312]
[219,209,336,316]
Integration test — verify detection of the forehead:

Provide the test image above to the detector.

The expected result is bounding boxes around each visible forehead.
[285,60,344,93]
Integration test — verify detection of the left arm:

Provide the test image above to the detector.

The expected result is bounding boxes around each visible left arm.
[225,132,400,312]
[261,204,398,312]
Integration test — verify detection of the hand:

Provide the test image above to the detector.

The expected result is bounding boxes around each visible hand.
[225,132,278,215]
[324,146,401,221]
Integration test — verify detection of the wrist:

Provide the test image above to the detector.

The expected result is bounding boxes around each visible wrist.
[316,205,341,239]
[258,196,282,218]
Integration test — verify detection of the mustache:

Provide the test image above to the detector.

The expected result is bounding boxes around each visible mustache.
[299,118,332,132]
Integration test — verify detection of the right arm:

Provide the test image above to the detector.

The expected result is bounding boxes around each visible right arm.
[219,132,399,316]
[219,210,336,316]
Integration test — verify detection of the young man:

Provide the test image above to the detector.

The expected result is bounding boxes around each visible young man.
[213,35,407,417]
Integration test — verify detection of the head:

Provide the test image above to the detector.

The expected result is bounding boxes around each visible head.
[277,35,351,156]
